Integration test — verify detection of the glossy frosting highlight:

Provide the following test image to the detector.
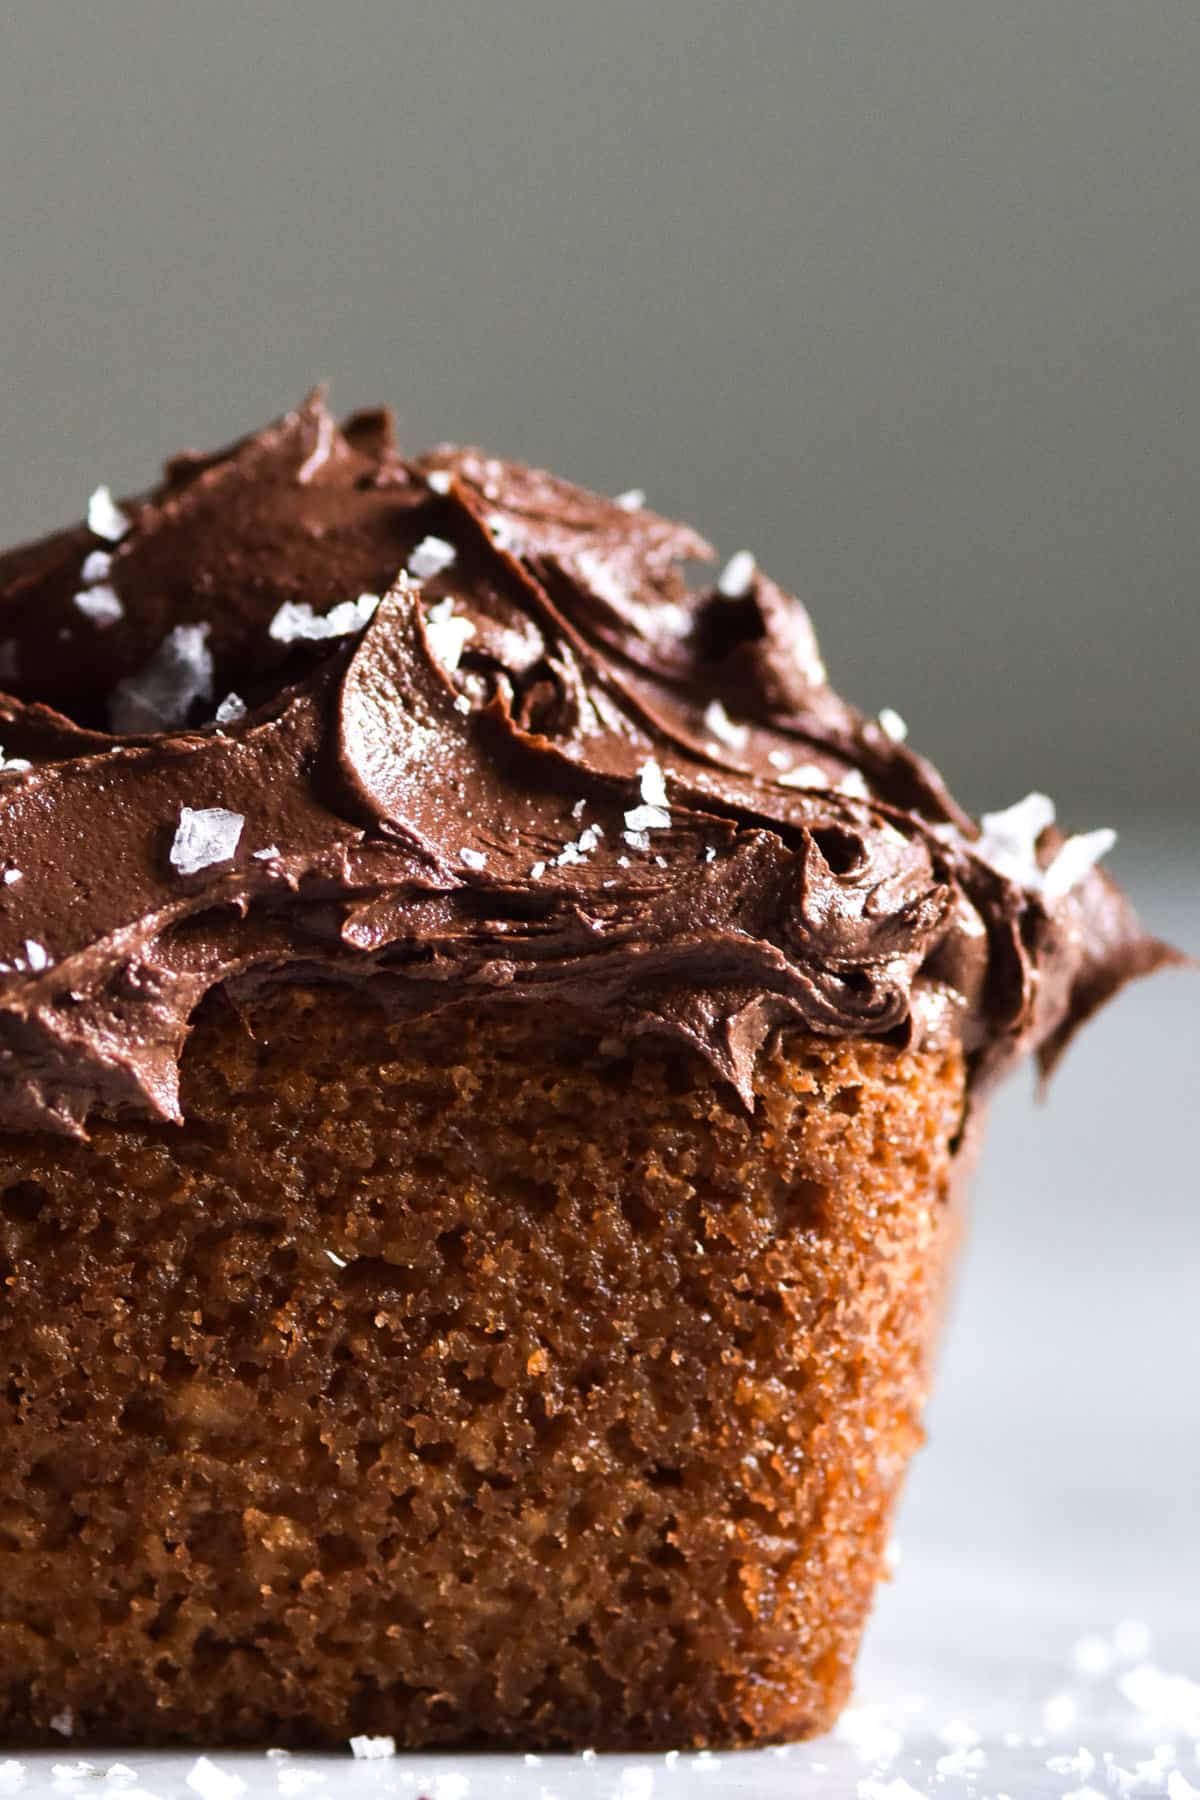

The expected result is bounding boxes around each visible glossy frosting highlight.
[0,396,1175,1136]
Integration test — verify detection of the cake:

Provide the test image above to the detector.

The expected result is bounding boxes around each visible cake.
[0,396,1176,1749]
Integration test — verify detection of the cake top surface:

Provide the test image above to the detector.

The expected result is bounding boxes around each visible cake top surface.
[0,394,1176,1136]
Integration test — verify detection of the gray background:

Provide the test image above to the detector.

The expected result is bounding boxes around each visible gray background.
[0,0,1196,825]
[0,9,1196,1788]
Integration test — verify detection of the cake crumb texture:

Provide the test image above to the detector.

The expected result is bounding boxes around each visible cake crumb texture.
[0,987,963,1749]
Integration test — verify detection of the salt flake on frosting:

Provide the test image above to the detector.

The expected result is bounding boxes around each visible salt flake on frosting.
[423,598,476,673]
[73,586,124,628]
[717,550,756,598]
[214,692,247,725]
[87,486,129,543]
[878,707,908,743]
[976,792,1057,888]
[81,549,112,584]
[407,535,457,581]
[169,807,244,877]
[460,847,487,870]
[614,487,645,511]
[426,469,452,495]
[110,623,214,733]
[704,699,749,751]
[268,594,379,643]
[1042,828,1118,904]
[23,939,48,973]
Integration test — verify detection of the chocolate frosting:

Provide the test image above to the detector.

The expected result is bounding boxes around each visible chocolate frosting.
[0,395,1178,1137]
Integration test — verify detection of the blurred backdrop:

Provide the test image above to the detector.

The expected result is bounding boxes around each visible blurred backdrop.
[0,0,1196,829]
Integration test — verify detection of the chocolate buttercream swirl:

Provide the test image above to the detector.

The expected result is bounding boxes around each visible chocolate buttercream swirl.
[0,394,1177,1136]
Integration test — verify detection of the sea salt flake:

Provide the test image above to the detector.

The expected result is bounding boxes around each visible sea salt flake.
[87,485,129,542]
[1118,1664,1200,1734]
[878,706,908,742]
[23,939,48,972]
[614,487,645,511]
[1071,1633,1117,1677]
[704,846,717,863]
[704,699,749,750]
[408,535,457,581]
[487,513,520,552]
[768,748,792,770]
[0,749,32,773]
[778,763,827,789]
[268,594,379,643]
[423,599,475,672]
[169,806,244,876]
[51,1764,95,1782]
[638,759,668,808]
[839,770,871,799]
[110,622,214,732]
[73,585,124,627]
[858,1781,929,1800]
[253,845,281,861]
[529,861,546,879]
[103,1766,138,1784]
[623,830,650,851]
[936,1720,981,1749]
[835,1703,905,1763]
[624,805,670,834]
[935,1745,985,1776]
[976,792,1056,888]
[460,847,487,870]
[1047,1749,1097,1778]
[81,550,112,584]
[454,694,471,714]
[717,549,756,598]
[3,869,21,884]
[348,1736,395,1761]
[1042,828,1117,902]
[214,692,247,725]
[426,469,452,495]
[572,798,587,819]
[186,1757,247,1800]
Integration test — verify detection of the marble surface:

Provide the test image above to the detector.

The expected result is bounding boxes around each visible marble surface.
[8,825,1197,1799]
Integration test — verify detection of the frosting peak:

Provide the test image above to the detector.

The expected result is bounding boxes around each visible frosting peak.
[0,395,1177,1136]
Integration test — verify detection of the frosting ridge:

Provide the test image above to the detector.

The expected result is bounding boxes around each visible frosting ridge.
[0,394,1177,1136]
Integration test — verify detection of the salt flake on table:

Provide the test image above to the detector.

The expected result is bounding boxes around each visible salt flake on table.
[348,1736,395,1760]
[186,1757,247,1800]
[169,807,244,876]
[87,485,129,542]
